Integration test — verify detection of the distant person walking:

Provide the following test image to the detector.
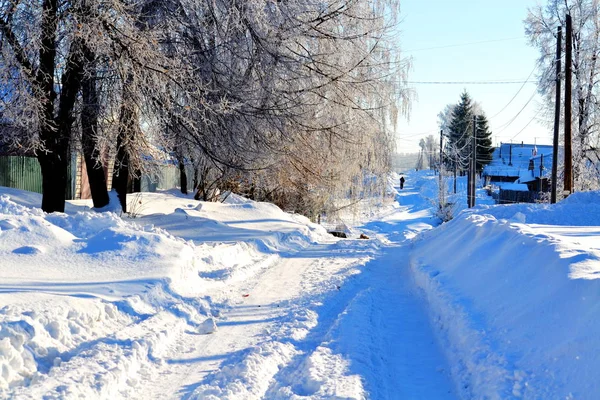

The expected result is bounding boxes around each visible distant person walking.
[399,176,405,189]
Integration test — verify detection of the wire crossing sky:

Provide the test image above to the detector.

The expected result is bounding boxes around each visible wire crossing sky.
[396,0,549,153]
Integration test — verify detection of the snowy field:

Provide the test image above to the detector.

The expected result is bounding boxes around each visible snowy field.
[1,171,600,399]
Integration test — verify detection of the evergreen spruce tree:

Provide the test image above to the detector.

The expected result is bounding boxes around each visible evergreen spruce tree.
[445,91,494,174]
[447,91,473,173]
[475,114,494,172]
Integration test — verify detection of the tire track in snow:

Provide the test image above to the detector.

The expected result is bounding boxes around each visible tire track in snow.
[136,178,457,399]
[133,241,369,399]
[264,239,456,399]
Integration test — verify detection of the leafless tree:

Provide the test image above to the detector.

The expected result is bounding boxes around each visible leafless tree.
[526,0,600,190]
[0,0,409,216]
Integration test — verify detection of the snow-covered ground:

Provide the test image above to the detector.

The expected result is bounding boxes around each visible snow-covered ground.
[411,182,600,400]
[1,171,600,399]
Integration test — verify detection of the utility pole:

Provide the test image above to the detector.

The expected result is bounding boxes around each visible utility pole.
[453,151,457,193]
[439,129,444,209]
[473,116,477,202]
[540,153,545,200]
[467,147,471,206]
[468,115,477,208]
[551,25,562,204]
[564,14,573,196]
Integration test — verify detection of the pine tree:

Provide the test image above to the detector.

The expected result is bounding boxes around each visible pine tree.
[447,91,473,173]
[475,114,494,172]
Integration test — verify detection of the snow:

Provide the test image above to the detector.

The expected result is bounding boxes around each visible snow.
[412,187,600,399]
[1,170,600,399]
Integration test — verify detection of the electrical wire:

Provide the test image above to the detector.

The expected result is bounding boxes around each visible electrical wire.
[492,88,539,135]
[489,64,539,119]
[509,110,543,141]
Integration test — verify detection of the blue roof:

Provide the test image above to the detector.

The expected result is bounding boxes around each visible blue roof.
[484,143,553,181]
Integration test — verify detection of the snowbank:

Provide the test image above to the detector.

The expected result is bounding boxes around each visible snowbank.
[0,188,329,398]
[411,190,600,399]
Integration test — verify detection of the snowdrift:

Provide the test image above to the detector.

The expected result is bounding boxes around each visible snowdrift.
[411,191,600,399]
[0,189,329,398]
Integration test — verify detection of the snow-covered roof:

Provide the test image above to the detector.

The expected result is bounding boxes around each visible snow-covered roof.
[484,143,553,181]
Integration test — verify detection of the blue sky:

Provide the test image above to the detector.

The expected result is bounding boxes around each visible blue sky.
[395,0,550,153]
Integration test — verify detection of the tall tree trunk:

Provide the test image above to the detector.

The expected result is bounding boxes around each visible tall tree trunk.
[35,2,85,213]
[112,108,133,214]
[38,150,69,213]
[179,160,188,194]
[191,157,199,193]
[112,149,129,213]
[175,144,187,194]
[113,72,142,213]
[132,174,141,193]
[37,0,61,213]
[81,45,109,208]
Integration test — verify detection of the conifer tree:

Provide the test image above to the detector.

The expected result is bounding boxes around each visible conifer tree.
[445,91,494,174]
[475,114,494,172]
[447,91,473,173]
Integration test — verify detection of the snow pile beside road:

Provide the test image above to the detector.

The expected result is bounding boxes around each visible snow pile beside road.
[411,190,600,399]
[0,189,329,398]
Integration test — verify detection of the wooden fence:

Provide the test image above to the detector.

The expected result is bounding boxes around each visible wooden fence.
[498,189,540,204]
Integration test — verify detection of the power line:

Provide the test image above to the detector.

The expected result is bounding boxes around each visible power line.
[398,129,437,139]
[493,88,538,135]
[510,110,542,141]
[489,64,539,119]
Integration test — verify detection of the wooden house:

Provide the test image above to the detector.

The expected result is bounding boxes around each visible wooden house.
[483,142,553,204]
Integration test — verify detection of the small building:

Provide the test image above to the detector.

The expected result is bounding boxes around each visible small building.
[483,142,553,204]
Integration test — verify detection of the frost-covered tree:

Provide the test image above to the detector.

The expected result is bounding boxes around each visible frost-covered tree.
[447,91,474,173]
[526,0,600,190]
[438,103,456,134]
[424,134,438,170]
[475,114,494,172]
[444,91,493,174]
[0,0,409,216]
[0,0,187,212]
[169,0,408,217]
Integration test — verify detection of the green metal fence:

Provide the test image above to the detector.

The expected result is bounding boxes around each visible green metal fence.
[0,156,43,194]
[0,155,75,199]
[1,155,189,200]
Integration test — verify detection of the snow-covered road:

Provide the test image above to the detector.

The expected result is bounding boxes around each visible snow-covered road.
[5,172,600,398]
[130,180,456,399]
[0,172,460,399]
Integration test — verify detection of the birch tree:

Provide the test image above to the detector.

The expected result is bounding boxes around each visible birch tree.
[526,0,600,190]
[0,0,183,212]
[0,0,409,216]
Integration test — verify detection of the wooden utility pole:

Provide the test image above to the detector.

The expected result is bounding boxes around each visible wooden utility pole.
[540,153,545,198]
[452,156,458,194]
[468,116,477,208]
[453,154,457,193]
[551,25,562,204]
[439,130,444,209]
[467,148,471,206]
[564,14,573,196]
